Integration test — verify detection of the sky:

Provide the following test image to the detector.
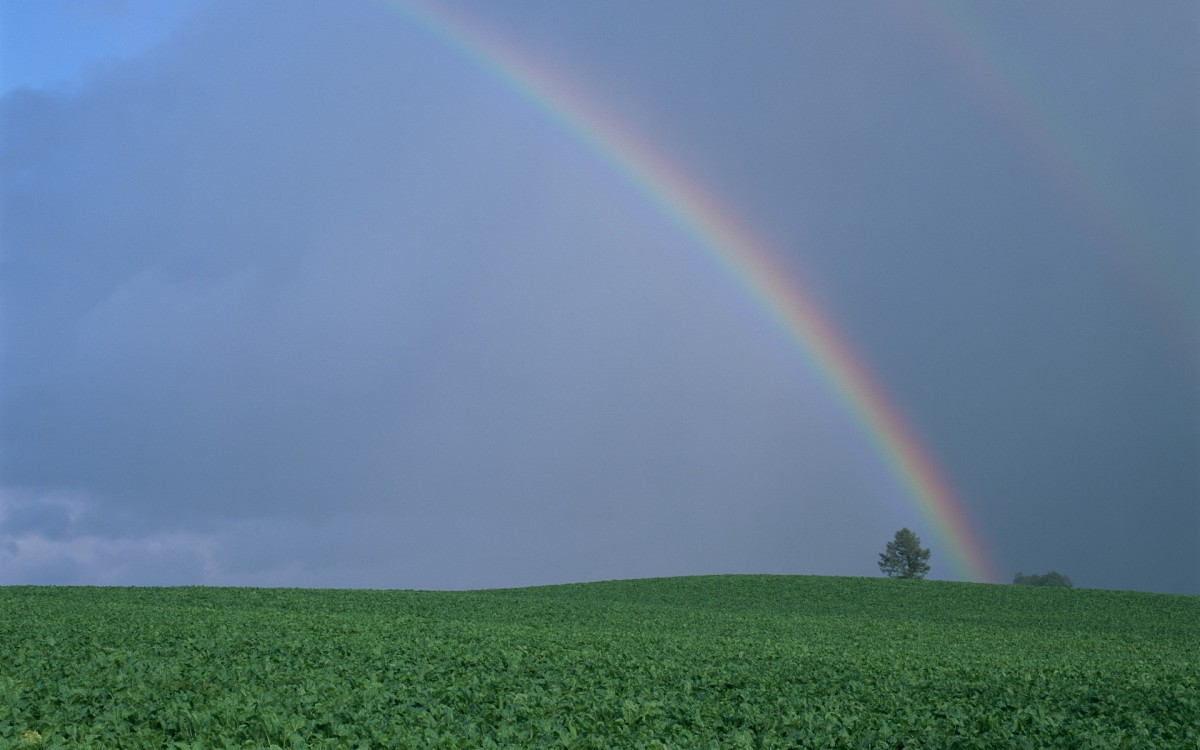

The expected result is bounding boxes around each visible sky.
[1,0,1196,593]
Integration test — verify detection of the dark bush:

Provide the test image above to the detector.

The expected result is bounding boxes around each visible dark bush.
[1013,571,1073,588]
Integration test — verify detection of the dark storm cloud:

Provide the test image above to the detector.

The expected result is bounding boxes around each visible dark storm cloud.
[2,1,1196,592]
[2,0,897,588]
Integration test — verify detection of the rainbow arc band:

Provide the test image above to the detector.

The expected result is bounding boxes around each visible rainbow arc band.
[389,0,999,583]
[901,2,1198,361]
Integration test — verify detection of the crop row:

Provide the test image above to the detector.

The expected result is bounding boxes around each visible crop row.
[1,576,1196,748]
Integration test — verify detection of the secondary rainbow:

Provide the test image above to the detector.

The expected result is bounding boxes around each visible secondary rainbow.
[389,1,999,583]
[903,3,1198,361]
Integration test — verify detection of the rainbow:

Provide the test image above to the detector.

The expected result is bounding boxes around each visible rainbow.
[901,3,1198,361]
[387,1,999,583]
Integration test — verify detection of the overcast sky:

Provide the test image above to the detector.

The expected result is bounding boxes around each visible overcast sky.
[1,0,1196,593]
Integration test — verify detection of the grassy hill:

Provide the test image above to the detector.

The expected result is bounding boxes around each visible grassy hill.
[2,575,1196,748]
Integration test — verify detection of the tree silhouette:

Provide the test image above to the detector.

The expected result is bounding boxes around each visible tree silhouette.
[1013,571,1073,588]
[878,528,931,579]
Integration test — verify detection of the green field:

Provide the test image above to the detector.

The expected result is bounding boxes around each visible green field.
[1,576,1196,748]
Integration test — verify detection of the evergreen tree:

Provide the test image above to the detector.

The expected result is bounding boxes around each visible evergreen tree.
[878,527,931,579]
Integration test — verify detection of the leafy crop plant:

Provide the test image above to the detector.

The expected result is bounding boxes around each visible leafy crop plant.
[1,576,1197,748]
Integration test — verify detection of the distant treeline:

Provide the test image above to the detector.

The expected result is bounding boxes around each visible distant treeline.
[1013,571,1073,588]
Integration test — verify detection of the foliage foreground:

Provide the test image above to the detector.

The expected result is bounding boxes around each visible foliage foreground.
[1,576,1197,749]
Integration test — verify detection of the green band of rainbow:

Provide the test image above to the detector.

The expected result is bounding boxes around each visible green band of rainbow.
[389,0,999,583]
